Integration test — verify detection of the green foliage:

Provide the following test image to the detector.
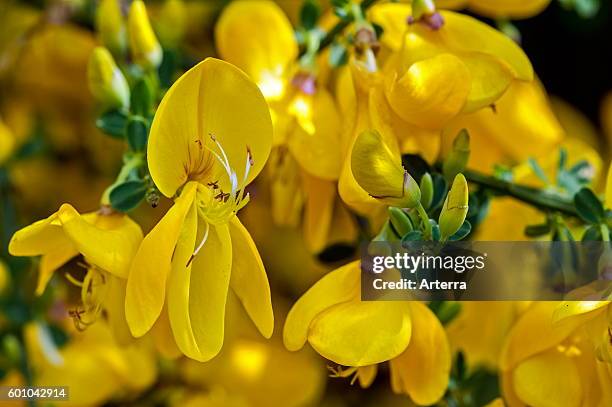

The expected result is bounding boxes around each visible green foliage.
[109,180,147,212]
[300,0,321,30]
[130,77,154,117]
[574,187,604,224]
[96,109,128,138]
[126,116,149,151]
[329,41,349,67]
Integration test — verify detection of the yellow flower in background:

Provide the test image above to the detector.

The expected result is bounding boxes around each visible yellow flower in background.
[375,3,533,130]
[128,0,163,70]
[154,0,188,47]
[437,0,552,19]
[0,117,16,165]
[284,261,451,406]
[215,0,349,252]
[96,0,127,57]
[0,259,9,294]
[8,204,142,341]
[500,302,611,407]
[125,58,274,362]
[24,321,157,407]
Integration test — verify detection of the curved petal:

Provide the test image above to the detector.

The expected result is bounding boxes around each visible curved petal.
[389,302,451,405]
[385,54,471,129]
[553,301,609,322]
[188,222,232,361]
[228,216,274,339]
[438,11,533,80]
[469,0,551,19]
[459,52,513,113]
[8,213,70,256]
[308,301,412,366]
[125,182,197,337]
[38,242,78,295]
[283,261,361,351]
[148,58,272,197]
[215,0,296,101]
[369,3,412,51]
[513,350,582,407]
[58,205,143,278]
[288,89,343,180]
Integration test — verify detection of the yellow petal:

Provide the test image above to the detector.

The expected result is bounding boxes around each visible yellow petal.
[269,149,304,226]
[357,365,378,388]
[228,217,274,339]
[215,0,296,101]
[309,301,412,366]
[369,3,412,51]
[513,350,582,407]
[8,212,70,256]
[469,0,552,19]
[287,89,343,180]
[283,261,361,351]
[38,242,78,295]
[439,11,533,80]
[385,53,471,129]
[187,222,232,361]
[125,182,197,337]
[459,53,513,113]
[605,163,612,209]
[58,205,143,278]
[389,302,451,405]
[500,302,586,370]
[128,0,162,69]
[302,174,336,253]
[167,194,200,358]
[104,275,133,346]
[553,301,609,322]
[148,58,272,197]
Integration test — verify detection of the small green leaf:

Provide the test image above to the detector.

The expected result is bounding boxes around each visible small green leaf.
[420,172,434,210]
[96,110,127,138]
[401,230,423,243]
[433,301,461,326]
[449,220,472,241]
[300,0,320,30]
[524,223,551,237]
[126,117,149,151]
[388,207,413,236]
[527,157,549,184]
[329,42,349,68]
[130,78,154,117]
[574,188,604,223]
[109,180,147,212]
[430,221,441,241]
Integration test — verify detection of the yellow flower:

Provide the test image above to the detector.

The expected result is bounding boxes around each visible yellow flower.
[96,0,127,56]
[438,173,469,240]
[371,3,533,129]
[284,261,451,405]
[87,47,130,109]
[24,320,156,407]
[0,117,16,165]
[500,302,611,407]
[215,0,349,252]
[128,0,162,70]
[437,0,552,19]
[154,0,188,47]
[125,58,274,362]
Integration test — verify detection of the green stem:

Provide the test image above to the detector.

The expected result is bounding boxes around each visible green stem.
[600,223,610,242]
[462,168,578,217]
[415,202,432,239]
[304,0,380,55]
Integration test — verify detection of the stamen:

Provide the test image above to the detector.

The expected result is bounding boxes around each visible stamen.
[186,221,210,267]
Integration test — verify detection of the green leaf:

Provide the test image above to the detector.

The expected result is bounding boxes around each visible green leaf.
[126,117,149,151]
[449,220,471,241]
[430,173,448,211]
[130,78,154,117]
[96,110,127,138]
[574,188,604,224]
[431,301,461,326]
[527,157,549,184]
[388,207,413,236]
[401,230,423,244]
[300,0,320,30]
[581,224,602,241]
[524,223,551,237]
[109,180,147,212]
[430,220,441,241]
[329,42,349,68]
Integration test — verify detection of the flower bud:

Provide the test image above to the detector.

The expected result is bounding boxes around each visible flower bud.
[96,0,127,57]
[420,172,434,209]
[128,0,163,70]
[156,0,187,47]
[352,130,421,208]
[388,207,413,237]
[439,173,469,241]
[87,47,130,109]
[412,0,436,20]
[443,129,470,182]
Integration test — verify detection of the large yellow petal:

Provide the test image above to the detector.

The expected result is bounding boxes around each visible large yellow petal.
[513,350,582,407]
[8,213,70,256]
[287,89,343,180]
[125,182,197,337]
[188,222,232,361]
[459,52,514,113]
[148,58,272,197]
[38,241,78,295]
[228,216,274,339]
[57,205,143,278]
[605,163,612,209]
[308,301,412,366]
[469,0,552,19]
[283,261,361,351]
[385,53,471,129]
[368,3,412,52]
[215,0,296,101]
[389,302,451,405]
[302,174,336,253]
